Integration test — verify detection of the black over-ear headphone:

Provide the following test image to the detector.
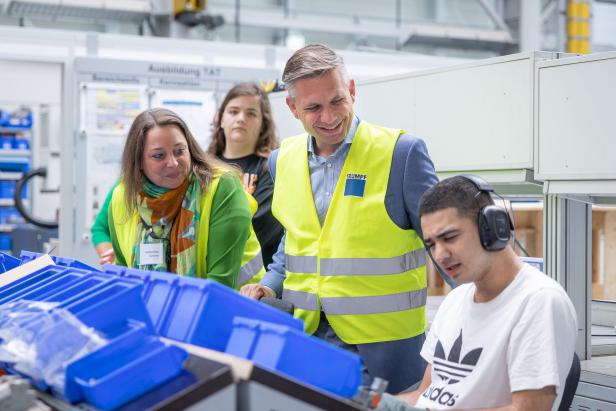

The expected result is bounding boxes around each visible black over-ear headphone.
[459,174,514,251]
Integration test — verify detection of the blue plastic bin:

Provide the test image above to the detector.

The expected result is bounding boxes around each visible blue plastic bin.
[0,136,13,149]
[0,108,33,129]
[0,258,187,410]
[0,234,11,252]
[0,265,68,301]
[0,264,154,337]
[64,322,187,410]
[158,276,303,351]
[0,181,14,199]
[226,317,362,398]
[12,138,29,150]
[62,279,155,337]
[0,156,29,172]
[0,252,20,273]
[102,265,303,351]
[4,207,25,222]
[20,251,100,272]
[0,268,91,305]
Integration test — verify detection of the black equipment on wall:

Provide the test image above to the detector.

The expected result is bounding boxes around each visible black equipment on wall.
[14,167,59,229]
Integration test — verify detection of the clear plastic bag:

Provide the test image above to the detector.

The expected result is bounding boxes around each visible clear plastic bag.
[0,300,107,395]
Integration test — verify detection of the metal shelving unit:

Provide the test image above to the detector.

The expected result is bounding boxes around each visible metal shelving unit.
[0,119,32,254]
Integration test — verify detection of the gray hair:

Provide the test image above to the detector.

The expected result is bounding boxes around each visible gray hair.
[282,44,350,99]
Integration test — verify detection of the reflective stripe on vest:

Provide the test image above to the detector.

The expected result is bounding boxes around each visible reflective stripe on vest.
[322,288,427,315]
[285,249,426,277]
[283,288,427,315]
[286,255,318,273]
[282,288,319,311]
[238,251,264,285]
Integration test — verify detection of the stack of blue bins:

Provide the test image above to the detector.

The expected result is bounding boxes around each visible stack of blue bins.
[1,251,363,404]
[0,252,187,410]
[103,264,363,399]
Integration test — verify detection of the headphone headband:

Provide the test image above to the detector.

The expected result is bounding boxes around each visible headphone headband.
[459,174,494,193]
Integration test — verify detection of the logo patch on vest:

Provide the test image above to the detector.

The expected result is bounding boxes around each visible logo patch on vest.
[344,173,367,197]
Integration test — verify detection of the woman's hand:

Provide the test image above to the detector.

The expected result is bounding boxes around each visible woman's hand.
[95,242,116,265]
[240,284,275,300]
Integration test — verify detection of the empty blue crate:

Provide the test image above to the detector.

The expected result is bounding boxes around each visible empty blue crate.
[226,317,362,398]
[0,263,154,337]
[0,267,92,306]
[64,322,187,410]
[101,266,303,352]
[0,265,76,303]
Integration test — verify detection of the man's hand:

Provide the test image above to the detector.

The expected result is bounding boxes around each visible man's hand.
[240,284,275,300]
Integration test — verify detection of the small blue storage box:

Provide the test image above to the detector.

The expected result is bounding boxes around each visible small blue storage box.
[0,135,13,149]
[226,317,362,398]
[12,138,29,150]
[64,322,187,410]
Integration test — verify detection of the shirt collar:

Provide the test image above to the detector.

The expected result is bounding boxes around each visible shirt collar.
[307,115,360,156]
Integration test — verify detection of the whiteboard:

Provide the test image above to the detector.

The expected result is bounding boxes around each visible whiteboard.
[151,88,217,150]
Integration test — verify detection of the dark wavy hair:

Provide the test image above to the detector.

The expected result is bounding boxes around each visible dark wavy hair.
[418,176,494,224]
[121,107,219,214]
[208,82,278,159]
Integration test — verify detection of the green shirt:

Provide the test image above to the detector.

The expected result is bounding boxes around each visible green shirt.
[93,174,251,287]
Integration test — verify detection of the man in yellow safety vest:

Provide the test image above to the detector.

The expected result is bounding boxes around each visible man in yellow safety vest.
[241,44,442,394]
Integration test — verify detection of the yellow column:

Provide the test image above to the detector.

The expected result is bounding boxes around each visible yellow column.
[567,0,591,54]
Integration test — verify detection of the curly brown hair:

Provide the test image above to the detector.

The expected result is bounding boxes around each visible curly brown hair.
[208,82,278,159]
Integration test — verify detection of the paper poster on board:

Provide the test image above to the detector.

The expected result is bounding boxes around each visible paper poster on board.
[79,82,147,230]
[151,88,217,150]
[80,83,147,135]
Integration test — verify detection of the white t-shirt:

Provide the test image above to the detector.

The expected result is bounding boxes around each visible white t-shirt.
[415,263,577,410]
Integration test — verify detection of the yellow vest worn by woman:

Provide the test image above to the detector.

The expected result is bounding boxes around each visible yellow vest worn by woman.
[109,172,265,288]
[272,121,427,344]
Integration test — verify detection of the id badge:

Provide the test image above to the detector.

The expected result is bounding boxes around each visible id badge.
[140,242,164,265]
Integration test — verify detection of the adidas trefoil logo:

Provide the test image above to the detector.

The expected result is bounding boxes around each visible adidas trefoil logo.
[433,330,482,385]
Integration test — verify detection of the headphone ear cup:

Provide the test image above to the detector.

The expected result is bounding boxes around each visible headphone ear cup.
[477,212,493,250]
[478,206,512,251]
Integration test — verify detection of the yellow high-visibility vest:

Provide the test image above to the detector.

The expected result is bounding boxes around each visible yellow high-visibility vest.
[109,172,264,288]
[272,121,427,344]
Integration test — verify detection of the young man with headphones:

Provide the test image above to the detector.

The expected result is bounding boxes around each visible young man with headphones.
[377,175,577,411]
